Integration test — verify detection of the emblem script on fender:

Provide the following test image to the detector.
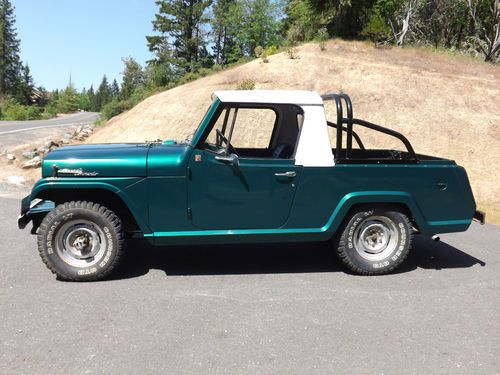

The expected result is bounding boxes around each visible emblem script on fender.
[195,154,202,162]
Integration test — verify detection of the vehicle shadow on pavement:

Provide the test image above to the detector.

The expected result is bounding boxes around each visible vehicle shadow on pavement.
[109,236,486,280]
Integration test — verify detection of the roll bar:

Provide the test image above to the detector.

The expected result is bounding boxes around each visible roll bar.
[321,93,417,161]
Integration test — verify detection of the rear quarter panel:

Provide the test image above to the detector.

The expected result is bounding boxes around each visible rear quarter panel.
[286,161,476,236]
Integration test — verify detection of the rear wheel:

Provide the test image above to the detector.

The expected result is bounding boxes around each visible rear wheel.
[37,201,125,281]
[335,207,412,275]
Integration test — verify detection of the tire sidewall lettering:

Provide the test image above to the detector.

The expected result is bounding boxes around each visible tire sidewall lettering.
[41,207,119,279]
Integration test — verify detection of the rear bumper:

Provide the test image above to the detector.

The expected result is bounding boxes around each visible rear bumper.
[473,210,486,225]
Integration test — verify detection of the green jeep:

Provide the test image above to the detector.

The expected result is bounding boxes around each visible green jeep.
[18,91,484,281]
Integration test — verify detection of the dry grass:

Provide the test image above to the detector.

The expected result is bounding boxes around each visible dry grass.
[85,40,498,224]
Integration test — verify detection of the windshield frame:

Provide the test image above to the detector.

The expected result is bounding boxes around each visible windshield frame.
[186,98,221,146]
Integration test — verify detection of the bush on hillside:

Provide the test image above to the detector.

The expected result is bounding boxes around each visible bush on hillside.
[236,79,255,90]
[101,99,132,120]
[317,27,329,51]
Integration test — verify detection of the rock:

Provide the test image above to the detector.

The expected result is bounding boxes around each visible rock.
[22,156,41,169]
[76,125,83,133]
[38,146,50,155]
[63,132,73,140]
[46,140,60,151]
[6,153,16,161]
[22,150,38,159]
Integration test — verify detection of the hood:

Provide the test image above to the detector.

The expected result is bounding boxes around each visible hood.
[42,143,150,178]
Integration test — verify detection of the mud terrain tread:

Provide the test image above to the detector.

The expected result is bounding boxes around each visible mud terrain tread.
[37,201,125,281]
[335,209,413,276]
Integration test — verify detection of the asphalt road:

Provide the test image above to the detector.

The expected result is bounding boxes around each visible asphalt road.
[0,112,99,151]
[0,112,99,134]
[1,196,499,374]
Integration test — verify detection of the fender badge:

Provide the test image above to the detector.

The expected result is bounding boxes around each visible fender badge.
[195,154,202,162]
[58,168,99,177]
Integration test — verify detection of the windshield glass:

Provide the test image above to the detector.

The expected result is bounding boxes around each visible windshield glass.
[182,99,218,145]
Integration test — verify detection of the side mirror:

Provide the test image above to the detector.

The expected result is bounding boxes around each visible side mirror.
[215,153,239,167]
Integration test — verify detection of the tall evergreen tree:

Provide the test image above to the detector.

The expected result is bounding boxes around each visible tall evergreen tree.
[87,85,97,111]
[147,0,212,74]
[0,0,22,98]
[120,57,144,100]
[17,63,34,105]
[111,78,120,98]
[211,0,237,65]
[94,75,112,111]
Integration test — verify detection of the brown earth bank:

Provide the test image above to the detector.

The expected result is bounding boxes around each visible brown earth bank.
[19,40,500,223]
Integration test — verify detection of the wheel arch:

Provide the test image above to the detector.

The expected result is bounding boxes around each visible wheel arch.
[325,191,428,237]
[32,186,149,234]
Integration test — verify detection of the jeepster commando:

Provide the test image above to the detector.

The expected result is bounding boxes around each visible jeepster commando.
[18,90,484,281]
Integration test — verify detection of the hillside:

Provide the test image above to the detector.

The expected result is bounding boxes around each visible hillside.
[88,40,500,222]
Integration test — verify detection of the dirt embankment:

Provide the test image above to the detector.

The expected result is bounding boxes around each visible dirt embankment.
[53,41,500,223]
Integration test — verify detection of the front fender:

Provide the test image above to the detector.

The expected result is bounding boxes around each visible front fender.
[26,177,152,234]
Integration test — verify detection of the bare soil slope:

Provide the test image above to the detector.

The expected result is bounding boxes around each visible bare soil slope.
[88,40,500,222]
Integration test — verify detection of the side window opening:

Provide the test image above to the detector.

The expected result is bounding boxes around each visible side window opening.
[201,104,303,160]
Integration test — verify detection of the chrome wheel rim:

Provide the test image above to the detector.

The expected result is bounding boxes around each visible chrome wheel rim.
[353,216,399,261]
[55,220,107,268]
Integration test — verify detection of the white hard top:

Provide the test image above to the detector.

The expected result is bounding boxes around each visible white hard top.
[213,90,324,106]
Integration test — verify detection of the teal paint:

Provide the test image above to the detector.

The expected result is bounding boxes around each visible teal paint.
[24,96,477,247]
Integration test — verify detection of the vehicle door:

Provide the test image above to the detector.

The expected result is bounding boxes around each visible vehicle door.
[187,104,303,230]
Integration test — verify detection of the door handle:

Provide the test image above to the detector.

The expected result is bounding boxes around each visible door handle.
[274,171,296,178]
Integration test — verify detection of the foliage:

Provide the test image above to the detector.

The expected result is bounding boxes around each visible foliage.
[265,45,279,55]
[0,0,22,99]
[0,97,40,120]
[236,79,256,90]
[120,57,144,100]
[361,9,391,45]
[254,46,269,62]
[55,85,80,113]
[101,99,132,120]
[146,0,212,75]
[316,27,329,50]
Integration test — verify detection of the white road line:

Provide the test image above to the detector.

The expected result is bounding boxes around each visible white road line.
[0,121,94,135]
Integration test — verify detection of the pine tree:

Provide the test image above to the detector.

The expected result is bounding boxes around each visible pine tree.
[87,85,96,111]
[17,63,34,105]
[120,57,144,100]
[146,0,212,74]
[212,0,237,65]
[94,75,111,111]
[0,0,22,98]
[111,79,120,98]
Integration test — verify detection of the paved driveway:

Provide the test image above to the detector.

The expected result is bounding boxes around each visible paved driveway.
[1,196,498,374]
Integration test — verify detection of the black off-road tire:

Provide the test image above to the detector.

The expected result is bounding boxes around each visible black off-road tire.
[37,201,125,281]
[335,207,412,275]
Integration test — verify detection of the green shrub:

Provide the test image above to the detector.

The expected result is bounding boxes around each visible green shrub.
[25,106,41,120]
[181,71,201,83]
[361,11,391,46]
[265,46,279,56]
[0,98,42,120]
[101,99,132,120]
[236,79,255,90]
[211,64,223,72]
[198,68,212,77]
[317,27,329,51]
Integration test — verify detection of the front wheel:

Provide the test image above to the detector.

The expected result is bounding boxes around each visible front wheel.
[37,201,125,281]
[335,208,412,275]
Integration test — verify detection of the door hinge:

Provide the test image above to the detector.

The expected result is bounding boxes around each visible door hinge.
[187,166,192,179]
[187,207,192,219]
